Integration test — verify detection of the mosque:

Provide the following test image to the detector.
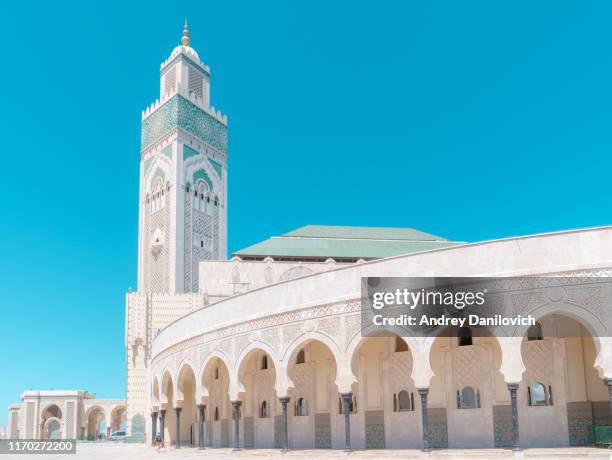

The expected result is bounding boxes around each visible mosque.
[8,24,612,450]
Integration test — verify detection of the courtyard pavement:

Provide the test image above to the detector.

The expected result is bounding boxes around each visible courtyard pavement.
[9,443,612,460]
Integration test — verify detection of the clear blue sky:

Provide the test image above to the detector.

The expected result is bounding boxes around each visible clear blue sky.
[1,0,612,424]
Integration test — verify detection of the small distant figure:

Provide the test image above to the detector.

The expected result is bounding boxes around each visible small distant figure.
[155,432,162,452]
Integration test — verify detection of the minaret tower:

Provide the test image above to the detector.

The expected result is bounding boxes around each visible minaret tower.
[137,23,228,294]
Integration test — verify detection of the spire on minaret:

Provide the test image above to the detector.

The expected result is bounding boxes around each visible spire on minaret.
[181,20,190,46]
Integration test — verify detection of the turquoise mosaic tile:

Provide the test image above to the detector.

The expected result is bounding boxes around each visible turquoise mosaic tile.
[209,158,223,179]
[183,144,200,160]
[365,410,385,448]
[141,95,227,153]
[493,405,513,448]
[567,402,594,446]
[143,156,154,175]
[314,413,331,448]
[427,408,448,448]
[161,144,173,159]
[193,168,213,191]
[152,167,165,183]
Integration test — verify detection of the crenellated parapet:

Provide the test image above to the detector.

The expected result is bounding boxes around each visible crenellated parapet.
[141,85,227,125]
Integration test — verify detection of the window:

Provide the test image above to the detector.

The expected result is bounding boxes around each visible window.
[395,337,409,352]
[398,390,412,411]
[457,386,480,409]
[214,367,219,380]
[527,322,543,341]
[193,182,211,214]
[295,398,308,416]
[214,407,219,421]
[259,401,269,418]
[150,180,165,213]
[528,383,551,406]
[261,355,268,370]
[296,349,305,364]
[458,327,473,346]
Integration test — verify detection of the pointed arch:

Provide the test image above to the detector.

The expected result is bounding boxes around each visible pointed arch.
[232,341,279,398]
[161,369,174,406]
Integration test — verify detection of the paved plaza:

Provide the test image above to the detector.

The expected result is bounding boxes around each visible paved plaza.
[9,443,612,460]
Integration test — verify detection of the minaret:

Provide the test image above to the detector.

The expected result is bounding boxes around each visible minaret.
[137,23,228,294]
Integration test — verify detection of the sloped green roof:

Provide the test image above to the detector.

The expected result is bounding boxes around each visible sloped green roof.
[284,225,447,241]
[233,225,461,260]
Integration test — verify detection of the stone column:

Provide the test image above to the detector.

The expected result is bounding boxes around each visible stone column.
[508,383,520,451]
[197,405,205,449]
[418,388,429,452]
[231,401,241,450]
[279,397,290,450]
[175,407,182,448]
[340,392,352,452]
[151,412,158,446]
[159,410,166,447]
[605,379,612,419]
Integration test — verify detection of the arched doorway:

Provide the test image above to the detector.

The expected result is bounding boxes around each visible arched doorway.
[45,419,61,439]
[40,405,62,440]
[176,364,197,446]
[201,357,230,447]
[349,334,420,449]
[286,338,339,448]
[237,348,277,448]
[161,371,177,446]
[519,313,607,447]
[428,327,504,448]
[85,406,105,440]
[110,406,127,435]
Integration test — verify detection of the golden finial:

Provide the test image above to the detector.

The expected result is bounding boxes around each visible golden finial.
[181,19,190,46]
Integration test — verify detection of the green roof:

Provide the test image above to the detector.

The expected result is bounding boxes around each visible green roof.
[232,225,462,260]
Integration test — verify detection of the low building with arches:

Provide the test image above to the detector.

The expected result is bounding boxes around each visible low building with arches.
[133,224,612,450]
[7,391,126,441]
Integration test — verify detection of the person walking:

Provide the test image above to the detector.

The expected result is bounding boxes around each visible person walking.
[154,432,162,452]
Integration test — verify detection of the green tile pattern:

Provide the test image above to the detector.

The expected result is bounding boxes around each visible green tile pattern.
[141,95,227,153]
[493,405,513,447]
[183,144,200,160]
[193,168,213,191]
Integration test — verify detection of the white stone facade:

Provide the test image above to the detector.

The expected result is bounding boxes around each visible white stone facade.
[145,227,612,449]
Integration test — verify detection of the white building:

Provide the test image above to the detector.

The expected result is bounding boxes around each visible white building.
[6,391,126,440]
[125,24,612,451]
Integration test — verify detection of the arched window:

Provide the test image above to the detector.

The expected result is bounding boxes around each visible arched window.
[259,401,269,418]
[295,398,308,416]
[193,182,211,214]
[395,337,409,352]
[261,355,268,370]
[527,322,543,341]
[296,349,305,364]
[214,407,219,421]
[398,390,412,411]
[528,383,549,406]
[458,327,473,346]
[214,196,219,207]
[151,180,165,213]
[214,367,219,380]
[457,386,480,409]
